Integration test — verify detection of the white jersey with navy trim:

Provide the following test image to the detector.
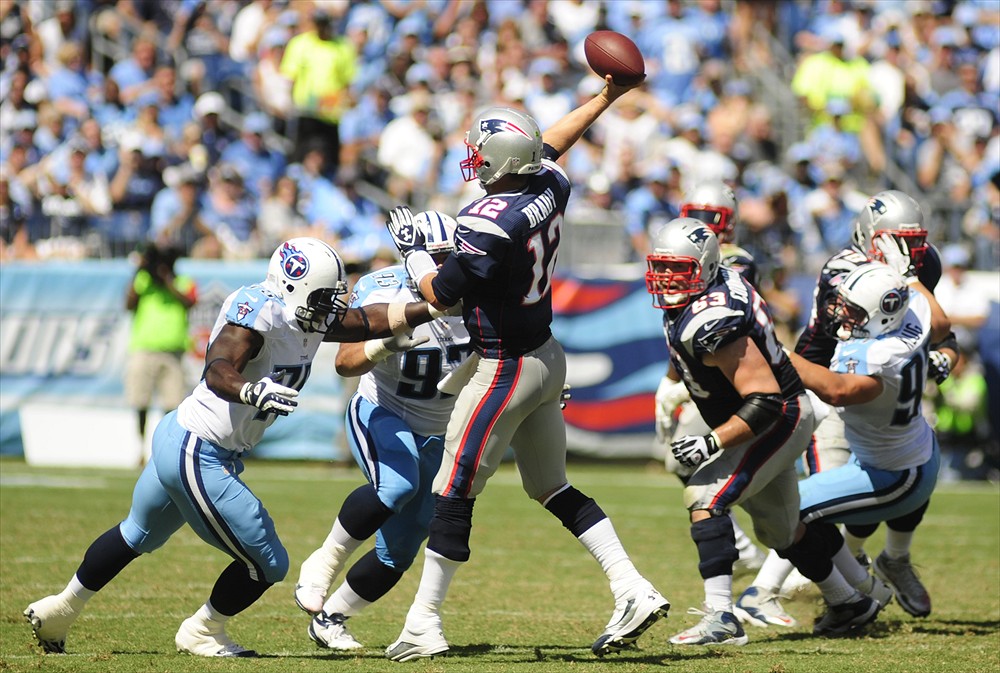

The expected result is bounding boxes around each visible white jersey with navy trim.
[351,266,472,437]
[176,283,324,453]
[831,290,934,471]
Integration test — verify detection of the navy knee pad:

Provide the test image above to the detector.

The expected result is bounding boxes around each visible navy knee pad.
[776,521,836,582]
[544,486,606,537]
[427,495,475,562]
[690,514,739,579]
[338,484,394,541]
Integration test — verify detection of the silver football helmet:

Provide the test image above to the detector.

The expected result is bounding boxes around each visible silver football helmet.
[460,107,543,186]
[413,209,458,256]
[852,190,928,268]
[266,237,348,333]
[833,261,909,340]
[680,181,739,243]
[645,217,722,309]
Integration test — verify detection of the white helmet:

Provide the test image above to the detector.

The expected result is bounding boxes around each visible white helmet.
[833,262,909,340]
[852,190,928,267]
[680,181,739,243]
[413,210,458,256]
[645,217,722,309]
[266,238,348,333]
[460,107,542,186]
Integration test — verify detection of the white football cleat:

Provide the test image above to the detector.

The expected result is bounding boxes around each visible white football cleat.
[308,612,363,651]
[385,612,449,662]
[175,616,257,657]
[592,580,670,656]
[668,606,748,646]
[294,546,346,615]
[734,586,796,627]
[24,594,80,654]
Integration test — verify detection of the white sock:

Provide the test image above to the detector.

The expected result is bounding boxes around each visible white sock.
[322,518,364,558]
[409,548,462,622]
[815,567,857,605]
[705,575,733,612]
[60,575,95,610]
[843,528,869,558]
[323,582,372,618]
[198,601,228,624]
[832,542,869,587]
[578,518,642,587]
[883,529,914,559]
[730,514,755,554]
[752,550,793,593]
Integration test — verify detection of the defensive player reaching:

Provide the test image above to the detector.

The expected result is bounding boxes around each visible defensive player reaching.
[737,261,950,631]
[736,191,954,625]
[292,212,472,650]
[383,75,671,661]
[24,238,443,657]
[654,181,767,577]
[646,218,883,645]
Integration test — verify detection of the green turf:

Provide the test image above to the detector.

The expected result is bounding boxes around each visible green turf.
[1,458,997,673]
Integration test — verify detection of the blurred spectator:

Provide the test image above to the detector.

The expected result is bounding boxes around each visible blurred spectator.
[637,0,701,107]
[806,97,863,175]
[281,7,358,173]
[229,0,279,68]
[623,164,681,261]
[219,112,285,200]
[338,83,394,182]
[32,103,68,155]
[109,33,159,106]
[196,163,258,259]
[257,174,308,252]
[43,42,92,127]
[523,57,574,131]
[0,68,37,141]
[791,25,873,135]
[251,26,293,124]
[938,59,999,149]
[917,108,975,200]
[800,163,865,269]
[170,0,241,97]
[376,90,439,204]
[152,66,195,142]
[192,91,232,165]
[934,243,991,352]
[35,137,111,239]
[34,0,87,74]
[106,132,164,256]
[963,169,1000,269]
[150,163,206,255]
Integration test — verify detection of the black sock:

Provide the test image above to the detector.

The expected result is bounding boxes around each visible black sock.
[76,526,140,591]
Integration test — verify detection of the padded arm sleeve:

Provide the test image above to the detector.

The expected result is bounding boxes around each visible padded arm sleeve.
[735,392,784,436]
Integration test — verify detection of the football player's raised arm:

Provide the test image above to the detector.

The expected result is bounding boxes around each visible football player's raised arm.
[909,280,952,343]
[202,324,265,402]
[703,336,782,447]
[542,75,641,156]
[787,350,883,406]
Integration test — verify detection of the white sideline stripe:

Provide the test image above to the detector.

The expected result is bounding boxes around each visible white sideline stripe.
[0,475,108,489]
[182,433,259,580]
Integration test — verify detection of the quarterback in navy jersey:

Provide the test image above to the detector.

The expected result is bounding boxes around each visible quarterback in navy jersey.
[385,77,671,661]
[648,218,886,645]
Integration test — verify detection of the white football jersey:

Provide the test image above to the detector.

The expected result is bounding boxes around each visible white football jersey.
[177,283,324,453]
[350,266,471,437]
[830,290,934,470]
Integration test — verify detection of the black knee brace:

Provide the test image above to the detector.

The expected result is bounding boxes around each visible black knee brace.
[345,549,404,603]
[544,486,606,537]
[690,514,739,579]
[338,484,393,540]
[427,495,475,562]
[887,499,929,533]
[776,521,839,582]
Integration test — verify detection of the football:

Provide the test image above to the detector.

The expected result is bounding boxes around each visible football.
[584,31,645,86]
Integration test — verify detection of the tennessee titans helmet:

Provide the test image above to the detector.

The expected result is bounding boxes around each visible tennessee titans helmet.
[833,262,910,340]
[852,190,928,268]
[413,210,458,257]
[266,237,348,333]
[646,217,722,309]
[460,107,543,186]
[680,181,739,243]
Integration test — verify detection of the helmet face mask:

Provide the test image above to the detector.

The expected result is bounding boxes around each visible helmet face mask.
[266,238,349,333]
[460,107,543,186]
[680,182,738,243]
[853,190,928,268]
[645,217,722,309]
[833,262,909,340]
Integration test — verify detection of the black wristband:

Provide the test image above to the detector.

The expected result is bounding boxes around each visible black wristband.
[357,306,371,341]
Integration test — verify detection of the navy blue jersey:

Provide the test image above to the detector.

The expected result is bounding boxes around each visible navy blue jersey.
[665,267,805,428]
[432,158,569,359]
[795,244,942,366]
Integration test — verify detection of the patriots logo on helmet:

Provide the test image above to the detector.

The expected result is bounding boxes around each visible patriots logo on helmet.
[236,301,253,320]
[686,226,711,245]
[880,288,904,314]
[867,198,887,217]
[478,118,533,144]
[278,242,309,280]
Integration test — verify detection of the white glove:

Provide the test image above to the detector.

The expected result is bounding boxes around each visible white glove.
[874,233,916,280]
[386,205,424,258]
[364,333,431,363]
[671,432,721,469]
[929,350,953,384]
[654,377,690,442]
[240,376,299,416]
[560,384,572,410]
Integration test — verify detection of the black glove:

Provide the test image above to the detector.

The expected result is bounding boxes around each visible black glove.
[386,206,425,259]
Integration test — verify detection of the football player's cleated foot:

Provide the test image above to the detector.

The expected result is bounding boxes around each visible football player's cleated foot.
[779,567,813,595]
[308,612,363,651]
[24,594,80,654]
[733,545,767,578]
[175,616,257,657]
[873,552,931,617]
[592,581,670,656]
[813,594,881,637]
[668,608,748,646]
[294,546,346,615]
[294,583,326,616]
[385,615,449,662]
[734,586,797,628]
[855,574,894,608]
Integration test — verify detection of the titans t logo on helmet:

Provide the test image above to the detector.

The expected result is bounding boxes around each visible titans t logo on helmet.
[279,242,310,279]
[880,288,904,314]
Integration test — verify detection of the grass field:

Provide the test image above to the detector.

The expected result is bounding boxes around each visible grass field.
[1,457,998,673]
